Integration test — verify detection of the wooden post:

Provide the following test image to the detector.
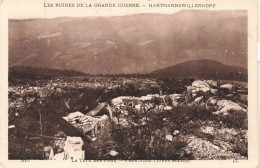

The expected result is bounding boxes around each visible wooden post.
[39,111,44,159]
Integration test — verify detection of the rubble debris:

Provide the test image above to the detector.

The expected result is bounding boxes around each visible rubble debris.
[63,111,109,137]
[51,136,85,160]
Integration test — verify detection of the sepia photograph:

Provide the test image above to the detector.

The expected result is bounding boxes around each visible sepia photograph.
[7,9,250,161]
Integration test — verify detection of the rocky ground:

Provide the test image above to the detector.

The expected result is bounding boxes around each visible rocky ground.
[8,76,248,160]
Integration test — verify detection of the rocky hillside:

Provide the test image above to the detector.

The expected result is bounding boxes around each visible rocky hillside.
[104,79,248,159]
[9,10,247,74]
[8,73,248,160]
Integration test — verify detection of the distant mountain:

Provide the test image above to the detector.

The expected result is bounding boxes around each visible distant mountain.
[9,66,86,81]
[9,10,247,74]
[151,59,247,81]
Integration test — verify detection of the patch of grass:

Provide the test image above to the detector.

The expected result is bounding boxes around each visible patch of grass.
[232,138,248,157]
[222,110,247,129]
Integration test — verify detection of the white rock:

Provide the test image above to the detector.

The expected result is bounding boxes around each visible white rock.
[8,125,15,129]
[173,130,180,135]
[134,104,141,111]
[207,97,218,106]
[109,150,118,157]
[63,111,85,121]
[169,94,181,107]
[206,80,218,87]
[220,84,234,90]
[192,80,210,88]
[210,89,218,94]
[215,100,247,115]
[192,94,197,97]
[192,80,211,93]
[91,137,97,142]
[164,106,172,110]
[193,96,203,104]
[111,97,124,107]
[165,134,173,141]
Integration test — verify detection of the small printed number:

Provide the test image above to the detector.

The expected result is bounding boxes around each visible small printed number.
[21,160,30,162]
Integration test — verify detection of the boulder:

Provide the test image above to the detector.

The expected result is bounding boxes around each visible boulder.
[192,80,210,88]
[169,94,181,107]
[191,80,211,93]
[210,89,218,95]
[206,80,218,87]
[214,100,247,116]
[193,96,203,104]
[191,96,205,106]
[220,84,235,90]
[111,97,124,107]
[207,97,218,106]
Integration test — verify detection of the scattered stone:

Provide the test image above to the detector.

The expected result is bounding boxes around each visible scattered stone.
[8,125,15,129]
[164,106,172,110]
[165,134,173,141]
[91,137,97,142]
[109,150,118,157]
[173,130,180,135]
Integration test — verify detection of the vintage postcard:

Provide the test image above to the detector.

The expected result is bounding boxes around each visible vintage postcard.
[0,0,258,167]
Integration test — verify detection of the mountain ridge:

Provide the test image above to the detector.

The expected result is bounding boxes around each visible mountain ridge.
[151,59,247,81]
[9,10,247,74]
